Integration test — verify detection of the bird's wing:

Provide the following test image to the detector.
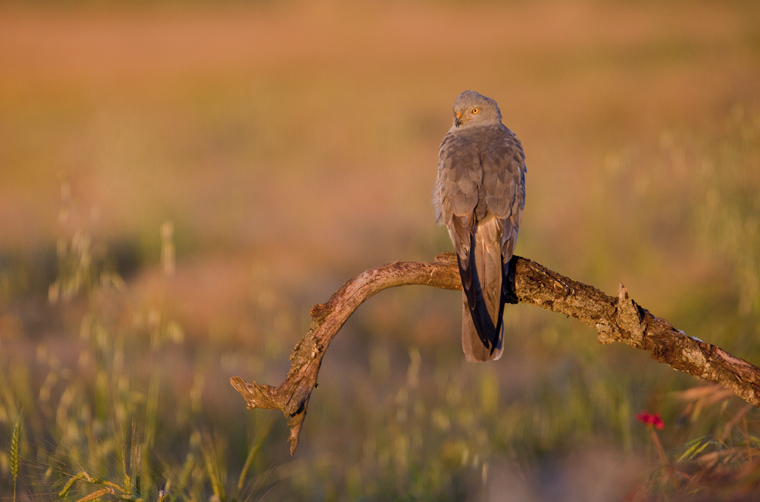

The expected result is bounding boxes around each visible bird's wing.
[436,132,480,259]
[480,127,527,344]
[481,127,527,261]
[437,131,498,349]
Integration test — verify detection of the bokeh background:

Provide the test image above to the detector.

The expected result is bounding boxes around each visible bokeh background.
[1,0,759,500]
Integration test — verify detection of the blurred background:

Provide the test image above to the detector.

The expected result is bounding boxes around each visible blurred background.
[1,0,759,500]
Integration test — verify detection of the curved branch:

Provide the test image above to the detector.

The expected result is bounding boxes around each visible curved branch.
[231,252,760,454]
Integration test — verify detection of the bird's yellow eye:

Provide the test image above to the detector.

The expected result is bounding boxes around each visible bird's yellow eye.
[471,108,479,114]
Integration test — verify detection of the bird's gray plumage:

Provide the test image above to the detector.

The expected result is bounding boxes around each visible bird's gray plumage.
[434,90,527,362]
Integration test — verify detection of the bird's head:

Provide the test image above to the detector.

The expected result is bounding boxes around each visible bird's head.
[452,90,502,128]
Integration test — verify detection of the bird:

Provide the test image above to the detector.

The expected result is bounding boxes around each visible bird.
[434,90,527,362]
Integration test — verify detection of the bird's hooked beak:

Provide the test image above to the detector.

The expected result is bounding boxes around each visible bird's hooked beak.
[455,112,463,127]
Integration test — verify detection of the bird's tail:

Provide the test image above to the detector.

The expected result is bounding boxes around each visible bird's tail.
[461,294,504,361]
[461,216,505,362]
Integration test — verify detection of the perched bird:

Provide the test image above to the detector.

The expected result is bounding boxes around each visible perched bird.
[434,90,527,362]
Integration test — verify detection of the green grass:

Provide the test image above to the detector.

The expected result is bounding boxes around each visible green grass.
[5,192,760,499]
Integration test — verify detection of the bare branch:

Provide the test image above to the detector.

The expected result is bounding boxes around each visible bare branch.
[231,252,760,454]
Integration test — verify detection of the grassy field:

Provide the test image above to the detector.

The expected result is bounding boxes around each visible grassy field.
[1,0,760,500]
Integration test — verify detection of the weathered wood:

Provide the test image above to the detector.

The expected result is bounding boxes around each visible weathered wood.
[231,252,760,454]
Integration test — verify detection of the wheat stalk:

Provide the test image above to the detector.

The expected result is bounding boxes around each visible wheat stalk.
[11,416,21,502]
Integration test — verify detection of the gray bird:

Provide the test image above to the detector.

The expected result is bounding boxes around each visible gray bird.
[434,90,527,362]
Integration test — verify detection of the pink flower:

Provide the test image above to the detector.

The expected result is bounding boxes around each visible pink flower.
[635,411,665,430]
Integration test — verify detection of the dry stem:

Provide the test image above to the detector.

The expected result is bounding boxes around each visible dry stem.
[231,253,760,454]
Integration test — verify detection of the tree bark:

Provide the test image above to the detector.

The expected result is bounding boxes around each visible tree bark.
[231,252,760,454]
